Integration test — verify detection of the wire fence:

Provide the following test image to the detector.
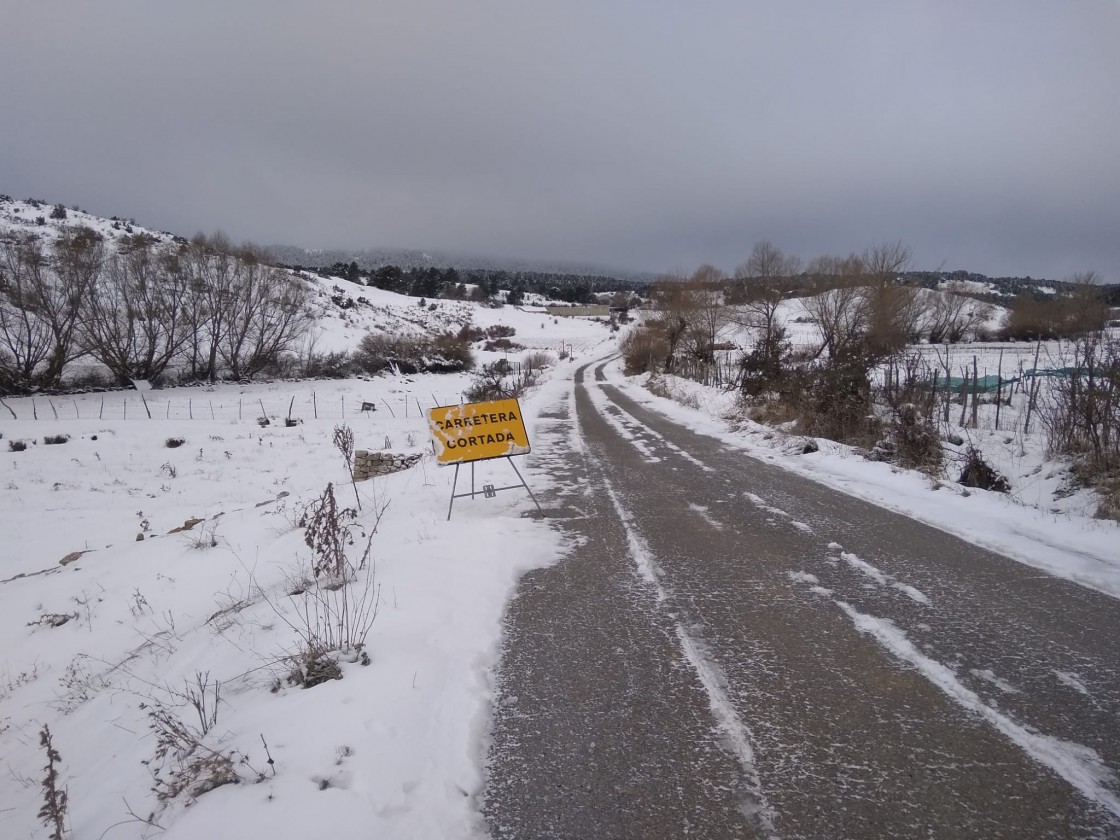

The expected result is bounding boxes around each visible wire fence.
[0,391,464,424]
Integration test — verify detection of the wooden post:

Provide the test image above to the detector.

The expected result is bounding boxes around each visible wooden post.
[958,368,969,427]
[141,393,152,419]
[188,398,193,420]
[313,392,318,419]
[49,399,59,419]
[32,398,37,420]
[970,355,979,428]
[1023,339,1043,434]
[209,401,215,420]
[99,396,104,420]
[995,349,1004,431]
[73,400,80,419]
[942,345,952,423]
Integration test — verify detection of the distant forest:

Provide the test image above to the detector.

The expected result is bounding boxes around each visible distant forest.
[283,261,651,305]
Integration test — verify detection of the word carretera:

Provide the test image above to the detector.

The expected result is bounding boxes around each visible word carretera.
[432,410,520,431]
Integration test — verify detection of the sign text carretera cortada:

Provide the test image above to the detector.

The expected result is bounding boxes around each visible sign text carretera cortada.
[428,398,531,465]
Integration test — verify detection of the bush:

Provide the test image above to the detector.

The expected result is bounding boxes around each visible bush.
[621,327,668,375]
[790,344,881,445]
[354,333,474,375]
[9,439,27,452]
[523,350,555,372]
[889,404,943,473]
[43,434,70,445]
[482,338,522,352]
[959,446,1010,493]
[465,361,522,402]
[739,328,792,398]
[304,351,355,379]
[165,437,185,448]
[49,203,67,220]
[457,325,486,343]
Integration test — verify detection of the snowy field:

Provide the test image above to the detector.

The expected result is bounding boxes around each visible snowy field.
[0,275,616,839]
[2,263,1118,837]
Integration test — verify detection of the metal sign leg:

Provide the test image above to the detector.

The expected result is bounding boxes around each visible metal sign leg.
[447,463,461,521]
[507,457,544,515]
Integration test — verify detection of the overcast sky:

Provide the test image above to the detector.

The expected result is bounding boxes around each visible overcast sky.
[2,2,1118,280]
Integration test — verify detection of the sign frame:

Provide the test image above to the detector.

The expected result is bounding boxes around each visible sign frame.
[427,398,531,466]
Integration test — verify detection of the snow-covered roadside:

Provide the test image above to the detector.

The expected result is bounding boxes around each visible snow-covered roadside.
[600,359,1120,600]
[0,356,598,839]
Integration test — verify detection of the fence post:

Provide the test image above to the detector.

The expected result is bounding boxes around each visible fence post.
[995,349,1004,431]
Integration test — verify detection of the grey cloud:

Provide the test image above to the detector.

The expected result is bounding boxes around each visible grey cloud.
[2,1,1117,280]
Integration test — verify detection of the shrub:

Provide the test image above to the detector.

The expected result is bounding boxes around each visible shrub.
[457,324,486,343]
[9,440,27,452]
[305,350,354,379]
[739,328,792,398]
[49,203,67,220]
[621,326,669,375]
[465,361,521,402]
[486,324,516,339]
[482,338,522,352]
[523,350,555,372]
[165,437,186,448]
[354,333,474,375]
[889,404,943,473]
[959,446,1010,493]
[43,434,70,445]
[793,346,881,446]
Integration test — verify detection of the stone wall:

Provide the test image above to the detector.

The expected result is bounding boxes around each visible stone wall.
[353,450,423,481]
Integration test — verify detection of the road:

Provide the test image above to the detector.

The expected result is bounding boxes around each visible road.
[482,358,1120,839]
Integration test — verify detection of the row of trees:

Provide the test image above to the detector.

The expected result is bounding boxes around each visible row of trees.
[628,239,1112,433]
[0,230,312,392]
[635,241,998,378]
[309,261,620,306]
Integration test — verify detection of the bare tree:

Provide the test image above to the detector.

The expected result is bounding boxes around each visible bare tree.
[734,241,802,349]
[218,248,312,379]
[185,233,239,382]
[803,254,869,357]
[680,266,733,364]
[647,275,696,373]
[862,241,920,356]
[1063,272,1108,336]
[0,228,102,389]
[0,233,53,389]
[923,282,994,344]
[79,234,193,384]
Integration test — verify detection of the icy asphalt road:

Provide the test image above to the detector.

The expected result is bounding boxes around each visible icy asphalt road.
[482,359,1120,839]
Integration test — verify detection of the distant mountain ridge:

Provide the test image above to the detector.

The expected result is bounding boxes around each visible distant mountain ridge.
[264,244,659,284]
[2,193,1114,303]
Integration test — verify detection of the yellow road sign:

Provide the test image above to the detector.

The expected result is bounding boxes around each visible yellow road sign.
[428,398,531,465]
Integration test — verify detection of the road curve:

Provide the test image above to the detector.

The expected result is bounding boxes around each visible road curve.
[482,358,1120,839]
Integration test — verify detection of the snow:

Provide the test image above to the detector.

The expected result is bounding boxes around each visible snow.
[0,256,617,838]
[835,602,1120,820]
[3,198,1119,833]
[601,357,1120,601]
